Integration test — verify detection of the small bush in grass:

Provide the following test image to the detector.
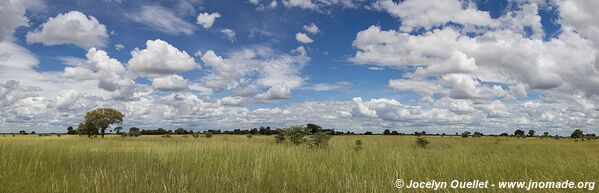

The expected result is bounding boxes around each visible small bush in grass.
[416,137,430,148]
[275,129,286,143]
[192,134,199,138]
[12,134,15,137]
[309,131,332,148]
[246,134,253,139]
[354,139,363,152]
[205,132,213,138]
[182,135,189,138]
[56,134,61,137]
[286,126,307,145]
[162,134,171,138]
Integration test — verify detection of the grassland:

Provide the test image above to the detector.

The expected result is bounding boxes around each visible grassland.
[1,135,598,193]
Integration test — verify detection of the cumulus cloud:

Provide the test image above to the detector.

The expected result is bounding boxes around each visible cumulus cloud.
[303,23,319,34]
[373,0,496,32]
[128,5,194,35]
[26,11,108,49]
[152,75,189,91]
[196,12,221,29]
[128,39,198,76]
[295,32,314,43]
[0,0,33,42]
[220,29,236,42]
[200,46,308,95]
[255,83,292,102]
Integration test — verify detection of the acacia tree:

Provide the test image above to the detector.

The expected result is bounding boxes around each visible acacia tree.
[80,108,124,138]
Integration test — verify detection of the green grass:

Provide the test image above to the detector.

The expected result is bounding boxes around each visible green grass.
[1,135,598,193]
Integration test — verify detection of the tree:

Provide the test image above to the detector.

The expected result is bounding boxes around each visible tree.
[129,127,140,137]
[383,129,391,135]
[306,123,322,133]
[571,129,584,138]
[543,132,549,138]
[113,126,123,134]
[66,126,78,134]
[514,129,525,137]
[528,130,536,137]
[174,128,188,135]
[81,108,124,138]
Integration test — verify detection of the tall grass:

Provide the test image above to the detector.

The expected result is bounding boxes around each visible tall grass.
[1,135,598,192]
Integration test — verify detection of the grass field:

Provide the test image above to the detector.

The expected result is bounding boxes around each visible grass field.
[1,135,598,193]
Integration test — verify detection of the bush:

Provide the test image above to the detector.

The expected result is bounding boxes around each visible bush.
[416,137,430,148]
[286,126,307,145]
[56,134,61,137]
[309,131,332,148]
[246,134,253,139]
[275,129,285,143]
[205,132,213,138]
[162,134,171,138]
[192,134,199,138]
[354,139,363,152]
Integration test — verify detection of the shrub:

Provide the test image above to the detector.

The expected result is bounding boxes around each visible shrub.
[416,137,430,148]
[286,126,307,145]
[162,134,171,138]
[354,139,363,152]
[275,129,285,143]
[205,132,213,138]
[309,131,332,148]
[56,134,61,137]
[192,134,199,138]
[246,134,253,139]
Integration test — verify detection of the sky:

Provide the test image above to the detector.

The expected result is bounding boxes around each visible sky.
[1,0,599,135]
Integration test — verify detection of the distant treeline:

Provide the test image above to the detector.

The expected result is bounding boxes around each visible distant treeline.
[8,126,598,139]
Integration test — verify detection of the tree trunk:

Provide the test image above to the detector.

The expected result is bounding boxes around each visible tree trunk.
[101,128,105,138]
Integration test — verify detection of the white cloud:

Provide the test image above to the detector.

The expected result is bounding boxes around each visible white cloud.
[114,44,124,51]
[152,75,189,91]
[282,0,360,10]
[295,32,314,44]
[255,83,292,102]
[351,97,377,118]
[0,0,31,42]
[128,5,194,35]
[219,96,249,106]
[373,0,496,32]
[388,79,445,95]
[303,23,319,34]
[196,12,221,29]
[26,11,108,49]
[128,39,198,76]
[200,47,308,97]
[220,29,236,42]
[307,81,352,91]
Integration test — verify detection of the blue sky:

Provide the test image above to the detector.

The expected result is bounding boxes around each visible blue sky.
[2,0,599,135]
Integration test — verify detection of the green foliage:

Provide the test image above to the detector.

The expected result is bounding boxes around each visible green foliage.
[274,129,285,143]
[306,123,322,133]
[309,131,332,148]
[383,129,391,135]
[80,108,124,138]
[528,130,536,137]
[461,131,471,138]
[416,137,430,148]
[514,129,525,137]
[571,129,584,138]
[129,127,141,137]
[246,134,253,139]
[192,134,200,138]
[205,132,213,138]
[286,126,307,145]
[162,134,171,138]
[354,139,363,152]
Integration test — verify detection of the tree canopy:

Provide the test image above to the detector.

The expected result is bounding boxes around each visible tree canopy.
[80,108,124,138]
